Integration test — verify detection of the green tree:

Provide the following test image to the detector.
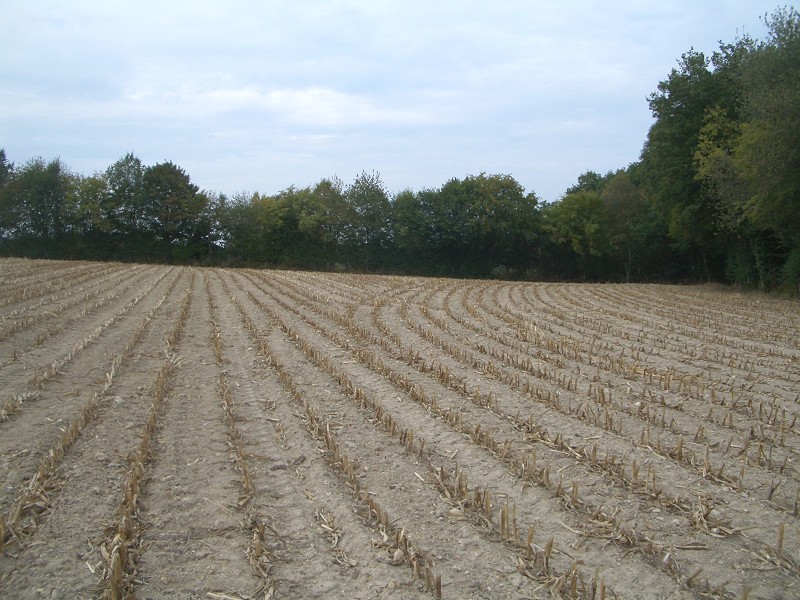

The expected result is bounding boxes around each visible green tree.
[53,173,116,258]
[344,171,391,268]
[683,9,800,289]
[0,150,15,241]
[0,149,13,191]
[693,106,748,224]
[543,190,609,256]
[219,192,265,263]
[565,170,613,196]
[141,161,209,260]
[105,153,145,237]
[692,105,766,287]
[464,173,539,275]
[0,157,72,243]
[258,190,295,262]
[640,50,729,280]
[390,188,429,271]
[201,191,230,261]
[282,185,337,267]
[425,180,471,267]
[69,174,109,234]
[424,173,540,277]
[311,177,351,250]
[601,171,659,282]
[251,186,328,266]
[735,8,800,288]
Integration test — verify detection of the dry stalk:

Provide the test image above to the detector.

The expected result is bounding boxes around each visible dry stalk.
[3,269,175,421]
[247,282,636,596]
[304,400,441,590]
[230,274,768,594]
[226,284,445,595]
[255,270,750,536]
[209,276,286,594]
[101,277,192,598]
[244,509,278,597]
[1,280,176,542]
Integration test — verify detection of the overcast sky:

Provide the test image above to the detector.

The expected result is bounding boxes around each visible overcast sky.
[0,1,781,202]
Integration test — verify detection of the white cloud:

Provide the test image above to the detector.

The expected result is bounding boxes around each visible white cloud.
[115,82,444,129]
[0,0,782,201]
[224,86,439,128]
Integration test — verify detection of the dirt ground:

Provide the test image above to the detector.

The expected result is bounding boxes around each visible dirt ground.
[0,259,798,599]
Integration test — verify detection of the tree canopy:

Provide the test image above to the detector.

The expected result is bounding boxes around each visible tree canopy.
[0,7,797,290]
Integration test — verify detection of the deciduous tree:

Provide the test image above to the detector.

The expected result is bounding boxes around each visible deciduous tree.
[141,161,209,259]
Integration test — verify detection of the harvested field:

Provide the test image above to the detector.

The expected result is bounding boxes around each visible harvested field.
[0,257,798,599]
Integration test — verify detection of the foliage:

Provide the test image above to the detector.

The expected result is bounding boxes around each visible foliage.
[601,171,662,282]
[0,157,74,247]
[0,8,797,288]
[637,6,800,289]
[735,8,800,246]
[105,153,145,236]
[543,191,608,258]
[0,150,13,190]
[345,171,391,267]
[640,50,727,281]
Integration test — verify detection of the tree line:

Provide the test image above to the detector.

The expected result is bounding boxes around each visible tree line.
[1,7,797,289]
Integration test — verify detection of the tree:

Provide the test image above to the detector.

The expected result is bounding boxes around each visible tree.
[284,185,338,266]
[463,173,539,274]
[311,177,351,250]
[344,171,391,268]
[0,157,72,243]
[601,171,656,282]
[640,50,733,281]
[683,8,800,289]
[543,191,609,256]
[104,153,145,237]
[425,179,471,262]
[693,106,748,224]
[390,189,429,271]
[249,186,331,266]
[70,174,109,234]
[565,170,612,196]
[735,8,800,261]
[422,173,540,277]
[218,192,265,263]
[0,150,15,241]
[141,161,209,260]
[0,149,12,191]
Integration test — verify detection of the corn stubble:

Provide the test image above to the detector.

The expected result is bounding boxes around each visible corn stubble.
[235,272,623,598]
[101,275,192,599]
[227,288,444,597]
[3,262,797,598]
[250,270,799,597]
[1,276,177,550]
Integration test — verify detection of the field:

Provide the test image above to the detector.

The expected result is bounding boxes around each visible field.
[0,259,798,599]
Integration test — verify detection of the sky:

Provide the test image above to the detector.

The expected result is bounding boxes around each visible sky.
[0,1,782,203]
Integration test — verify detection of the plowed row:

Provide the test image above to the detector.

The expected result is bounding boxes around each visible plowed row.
[0,258,798,599]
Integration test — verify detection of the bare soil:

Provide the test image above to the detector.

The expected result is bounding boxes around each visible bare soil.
[0,259,798,599]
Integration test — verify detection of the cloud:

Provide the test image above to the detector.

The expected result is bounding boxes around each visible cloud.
[112,82,445,131]
[201,86,439,128]
[0,0,782,202]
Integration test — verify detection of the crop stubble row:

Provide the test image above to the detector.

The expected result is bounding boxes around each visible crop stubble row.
[0,259,798,599]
